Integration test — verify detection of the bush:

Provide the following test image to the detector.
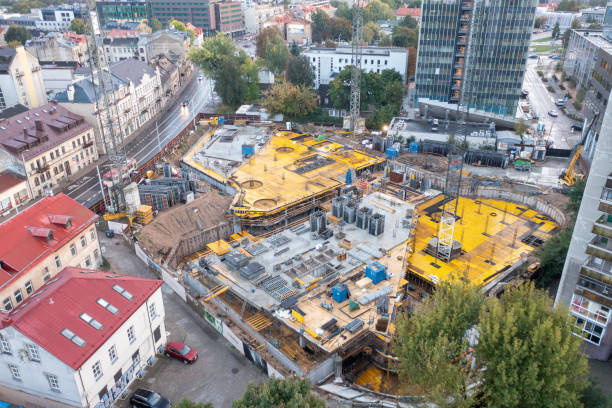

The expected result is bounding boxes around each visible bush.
[542,77,549,83]
[547,85,555,92]
[559,84,566,90]
[537,70,544,77]
[573,101,583,111]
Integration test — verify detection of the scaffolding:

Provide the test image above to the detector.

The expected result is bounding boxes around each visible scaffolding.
[436,154,464,263]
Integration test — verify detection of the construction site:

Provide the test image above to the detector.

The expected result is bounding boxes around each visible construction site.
[130,120,568,401]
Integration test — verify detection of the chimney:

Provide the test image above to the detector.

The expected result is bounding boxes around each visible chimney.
[67,84,75,102]
[35,120,43,131]
[22,127,28,138]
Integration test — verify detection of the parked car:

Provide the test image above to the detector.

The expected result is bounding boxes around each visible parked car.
[129,389,170,408]
[181,99,189,108]
[164,341,198,364]
[529,54,538,59]
[551,55,562,60]
[555,99,566,107]
[548,109,559,117]
[571,122,584,131]
[520,90,529,98]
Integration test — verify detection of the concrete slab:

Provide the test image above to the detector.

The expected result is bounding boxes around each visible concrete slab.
[319,384,364,399]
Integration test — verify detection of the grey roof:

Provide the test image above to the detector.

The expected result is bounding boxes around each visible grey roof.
[110,59,156,87]
[103,37,139,47]
[54,71,127,103]
[0,48,16,73]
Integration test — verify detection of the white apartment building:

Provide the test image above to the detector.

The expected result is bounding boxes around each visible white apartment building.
[36,6,78,31]
[0,267,166,408]
[55,59,162,154]
[103,37,139,62]
[303,46,409,89]
[0,45,47,110]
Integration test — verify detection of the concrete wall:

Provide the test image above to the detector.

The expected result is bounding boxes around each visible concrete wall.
[170,221,232,268]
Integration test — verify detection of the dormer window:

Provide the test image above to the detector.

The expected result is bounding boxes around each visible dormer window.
[47,214,72,229]
[27,227,54,242]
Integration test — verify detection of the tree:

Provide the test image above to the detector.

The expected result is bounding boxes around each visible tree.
[478,283,588,408]
[70,18,86,34]
[399,15,418,29]
[265,36,291,75]
[394,278,484,407]
[232,377,325,408]
[213,57,247,108]
[514,118,528,142]
[571,18,581,30]
[169,19,195,44]
[263,83,317,118]
[312,9,330,43]
[290,41,300,56]
[534,17,544,28]
[324,39,337,48]
[378,34,392,46]
[256,26,284,59]
[189,33,238,76]
[552,22,560,39]
[363,0,395,23]
[4,25,31,46]
[562,29,572,49]
[150,18,162,32]
[362,21,380,44]
[241,57,260,104]
[392,26,418,48]
[330,17,352,42]
[175,398,213,408]
[286,55,314,87]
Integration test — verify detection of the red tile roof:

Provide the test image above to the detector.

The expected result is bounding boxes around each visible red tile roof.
[0,267,162,370]
[396,7,421,17]
[0,193,97,287]
[0,170,25,194]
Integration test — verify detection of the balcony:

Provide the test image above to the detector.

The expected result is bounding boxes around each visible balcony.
[593,214,612,239]
[582,256,612,279]
[458,26,468,34]
[83,140,94,148]
[577,273,612,302]
[586,236,612,262]
[36,164,49,174]
[461,2,472,10]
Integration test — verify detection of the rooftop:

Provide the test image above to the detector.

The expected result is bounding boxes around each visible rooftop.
[305,46,408,56]
[396,7,420,17]
[110,58,157,87]
[0,170,26,193]
[571,30,612,54]
[0,267,162,370]
[389,117,496,138]
[0,102,93,161]
[0,194,98,286]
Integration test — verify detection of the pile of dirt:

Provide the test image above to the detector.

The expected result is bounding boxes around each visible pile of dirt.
[138,191,233,257]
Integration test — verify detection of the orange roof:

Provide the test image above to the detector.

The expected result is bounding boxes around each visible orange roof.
[396,7,420,17]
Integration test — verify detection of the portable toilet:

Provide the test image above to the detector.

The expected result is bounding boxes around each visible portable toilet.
[366,262,388,284]
[332,284,349,303]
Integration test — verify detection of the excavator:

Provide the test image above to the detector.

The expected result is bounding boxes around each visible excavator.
[560,112,599,186]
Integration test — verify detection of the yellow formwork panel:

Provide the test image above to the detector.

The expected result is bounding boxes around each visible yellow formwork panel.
[230,132,384,218]
[408,197,557,287]
[207,239,231,255]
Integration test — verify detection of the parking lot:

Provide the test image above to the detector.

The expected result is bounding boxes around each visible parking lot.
[101,235,266,408]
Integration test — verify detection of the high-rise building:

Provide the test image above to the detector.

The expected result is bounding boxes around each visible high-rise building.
[415,0,537,117]
[555,98,612,361]
[95,0,150,28]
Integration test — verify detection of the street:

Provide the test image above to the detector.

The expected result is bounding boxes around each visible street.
[100,234,266,408]
[64,73,219,209]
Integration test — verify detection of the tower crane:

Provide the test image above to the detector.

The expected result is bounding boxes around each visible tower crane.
[82,4,129,213]
[349,0,363,137]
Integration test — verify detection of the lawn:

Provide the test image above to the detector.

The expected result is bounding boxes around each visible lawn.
[533,36,552,43]
[534,44,553,53]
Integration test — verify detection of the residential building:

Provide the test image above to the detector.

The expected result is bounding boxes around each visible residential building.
[137,30,190,64]
[96,0,150,28]
[541,11,576,31]
[40,62,80,94]
[151,56,179,99]
[0,46,47,110]
[0,102,97,197]
[395,7,421,24]
[264,14,312,45]
[185,23,204,46]
[415,0,537,117]
[0,193,100,311]
[0,267,166,408]
[25,32,87,65]
[36,4,84,31]
[555,99,612,361]
[564,30,607,91]
[214,1,245,34]
[55,59,162,152]
[0,170,28,216]
[580,7,606,26]
[304,46,409,89]
[103,37,140,62]
[244,4,284,34]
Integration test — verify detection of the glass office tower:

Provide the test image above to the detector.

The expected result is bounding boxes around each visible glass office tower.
[415,0,537,117]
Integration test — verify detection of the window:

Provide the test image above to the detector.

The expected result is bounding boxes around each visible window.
[149,302,157,320]
[8,364,21,381]
[55,256,61,268]
[127,325,136,343]
[108,345,118,364]
[70,243,76,256]
[61,328,86,346]
[154,326,161,343]
[132,349,140,365]
[98,386,108,401]
[94,249,100,260]
[92,360,103,380]
[90,229,95,241]
[46,373,60,391]
[3,298,12,311]
[80,236,86,248]
[113,284,133,300]
[80,313,103,330]
[0,335,11,354]
[85,256,91,267]
[14,289,23,304]
[25,281,33,294]
[97,298,119,314]
[26,344,40,362]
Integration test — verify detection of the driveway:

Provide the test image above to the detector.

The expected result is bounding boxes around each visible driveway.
[101,235,265,408]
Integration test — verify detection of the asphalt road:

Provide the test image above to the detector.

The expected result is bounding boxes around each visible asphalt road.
[522,58,576,149]
[64,73,219,209]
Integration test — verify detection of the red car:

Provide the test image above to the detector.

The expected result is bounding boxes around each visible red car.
[164,341,198,364]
